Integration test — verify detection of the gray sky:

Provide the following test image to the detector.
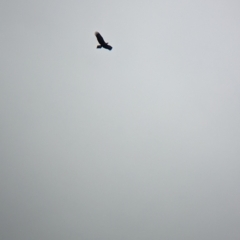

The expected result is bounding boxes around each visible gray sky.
[1,1,240,239]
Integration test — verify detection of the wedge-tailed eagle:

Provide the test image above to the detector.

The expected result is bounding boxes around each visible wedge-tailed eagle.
[95,32,112,51]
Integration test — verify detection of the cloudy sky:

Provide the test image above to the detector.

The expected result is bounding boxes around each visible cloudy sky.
[1,1,240,239]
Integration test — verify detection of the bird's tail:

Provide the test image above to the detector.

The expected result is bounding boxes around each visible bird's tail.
[97,45,102,48]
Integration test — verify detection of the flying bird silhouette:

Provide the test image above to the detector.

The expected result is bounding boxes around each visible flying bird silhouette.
[95,32,112,51]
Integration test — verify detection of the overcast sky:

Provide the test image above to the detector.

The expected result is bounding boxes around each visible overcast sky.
[1,1,240,240]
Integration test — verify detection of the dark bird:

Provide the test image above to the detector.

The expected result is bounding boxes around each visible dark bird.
[95,32,112,51]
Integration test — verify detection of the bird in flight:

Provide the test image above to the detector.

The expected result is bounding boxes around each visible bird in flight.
[95,32,112,51]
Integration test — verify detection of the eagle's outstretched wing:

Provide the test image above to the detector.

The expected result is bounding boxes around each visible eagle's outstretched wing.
[95,32,106,45]
[104,44,112,50]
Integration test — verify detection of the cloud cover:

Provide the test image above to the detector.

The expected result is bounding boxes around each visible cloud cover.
[1,1,240,239]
